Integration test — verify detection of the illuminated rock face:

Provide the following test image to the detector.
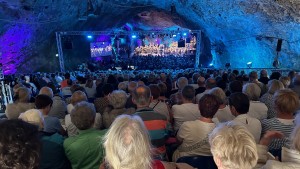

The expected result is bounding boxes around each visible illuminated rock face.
[0,0,300,73]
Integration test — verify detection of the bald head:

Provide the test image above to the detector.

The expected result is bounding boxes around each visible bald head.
[39,87,53,98]
[132,85,152,107]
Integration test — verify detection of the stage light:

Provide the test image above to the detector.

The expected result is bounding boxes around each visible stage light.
[183,33,187,36]
[209,63,214,66]
[87,35,93,39]
[132,35,137,38]
[173,34,177,37]
[55,54,59,57]
[247,62,252,68]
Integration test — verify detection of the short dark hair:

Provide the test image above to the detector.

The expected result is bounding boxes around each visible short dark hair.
[65,73,70,79]
[182,85,195,101]
[149,84,160,100]
[71,101,96,130]
[35,94,53,109]
[229,80,243,93]
[229,92,249,114]
[0,120,40,169]
[199,94,219,118]
[102,83,114,96]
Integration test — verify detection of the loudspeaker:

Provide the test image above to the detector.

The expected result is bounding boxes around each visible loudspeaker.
[63,42,73,49]
[178,40,185,48]
[276,39,282,52]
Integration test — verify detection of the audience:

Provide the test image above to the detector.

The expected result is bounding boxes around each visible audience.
[173,94,218,161]
[149,84,170,121]
[170,77,188,106]
[229,92,262,143]
[172,85,200,131]
[209,122,258,169]
[103,90,135,128]
[133,85,169,160]
[0,120,41,169]
[196,77,217,103]
[261,89,299,157]
[64,101,105,169]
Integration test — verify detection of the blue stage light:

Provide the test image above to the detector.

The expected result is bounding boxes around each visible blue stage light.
[183,33,187,36]
[209,63,214,66]
[87,35,93,39]
[173,34,177,37]
[132,35,137,38]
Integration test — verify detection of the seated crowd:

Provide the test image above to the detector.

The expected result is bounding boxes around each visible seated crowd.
[1,68,300,169]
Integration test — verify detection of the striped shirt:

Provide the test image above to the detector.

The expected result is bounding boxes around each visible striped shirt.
[135,108,169,159]
[261,118,294,150]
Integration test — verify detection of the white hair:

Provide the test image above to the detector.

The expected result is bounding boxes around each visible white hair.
[209,122,258,169]
[103,115,152,169]
[177,77,188,90]
[39,87,54,98]
[19,109,44,130]
[242,83,261,101]
[208,87,227,104]
[109,90,128,109]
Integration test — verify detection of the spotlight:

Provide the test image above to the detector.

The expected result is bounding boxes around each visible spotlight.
[55,54,59,57]
[247,62,252,68]
[225,63,230,69]
[87,35,93,39]
[131,35,137,39]
[209,63,214,67]
[183,33,187,36]
[173,34,177,37]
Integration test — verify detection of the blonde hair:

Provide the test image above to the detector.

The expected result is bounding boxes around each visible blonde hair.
[267,80,284,95]
[279,76,290,88]
[274,89,299,115]
[209,122,258,169]
[103,115,152,169]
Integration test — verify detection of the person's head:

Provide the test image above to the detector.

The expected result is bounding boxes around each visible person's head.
[197,76,206,87]
[67,79,73,86]
[274,89,300,115]
[132,85,152,107]
[103,115,152,169]
[70,91,88,106]
[209,123,258,169]
[209,87,227,105]
[270,72,281,80]
[108,90,128,109]
[291,114,300,151]
[70,101,96,130]
[64,72,70,79]
[149,84,160,100]
[118,82,127,92]
[15,87,31,103]
[177,77,188,90]
[249,71,258,81]
[158,82,167,97]
[19,109,44,130]
[292,74,300,87]
[229,92,250,116]
[205,78,217,89]
[181,85,195,102]
[228,80,243,94]
[128,81,138,94]
[199,94,219,118]
[242,83,261,101]
[279,76,290,88]
[267,80,284,95]
[35,94,53,113]
[0,120,41,169]
[39,87,54,98]
[260,69,268,78]
[192,73,200,84]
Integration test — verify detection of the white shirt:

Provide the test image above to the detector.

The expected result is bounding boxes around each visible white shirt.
[173,120,215,161]
[213,106,235,123]
[248,101,268,120]
[172,103,200,131]
[233,114,262,143]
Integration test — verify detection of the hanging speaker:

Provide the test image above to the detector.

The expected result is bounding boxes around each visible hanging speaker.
[276,39,283,52]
